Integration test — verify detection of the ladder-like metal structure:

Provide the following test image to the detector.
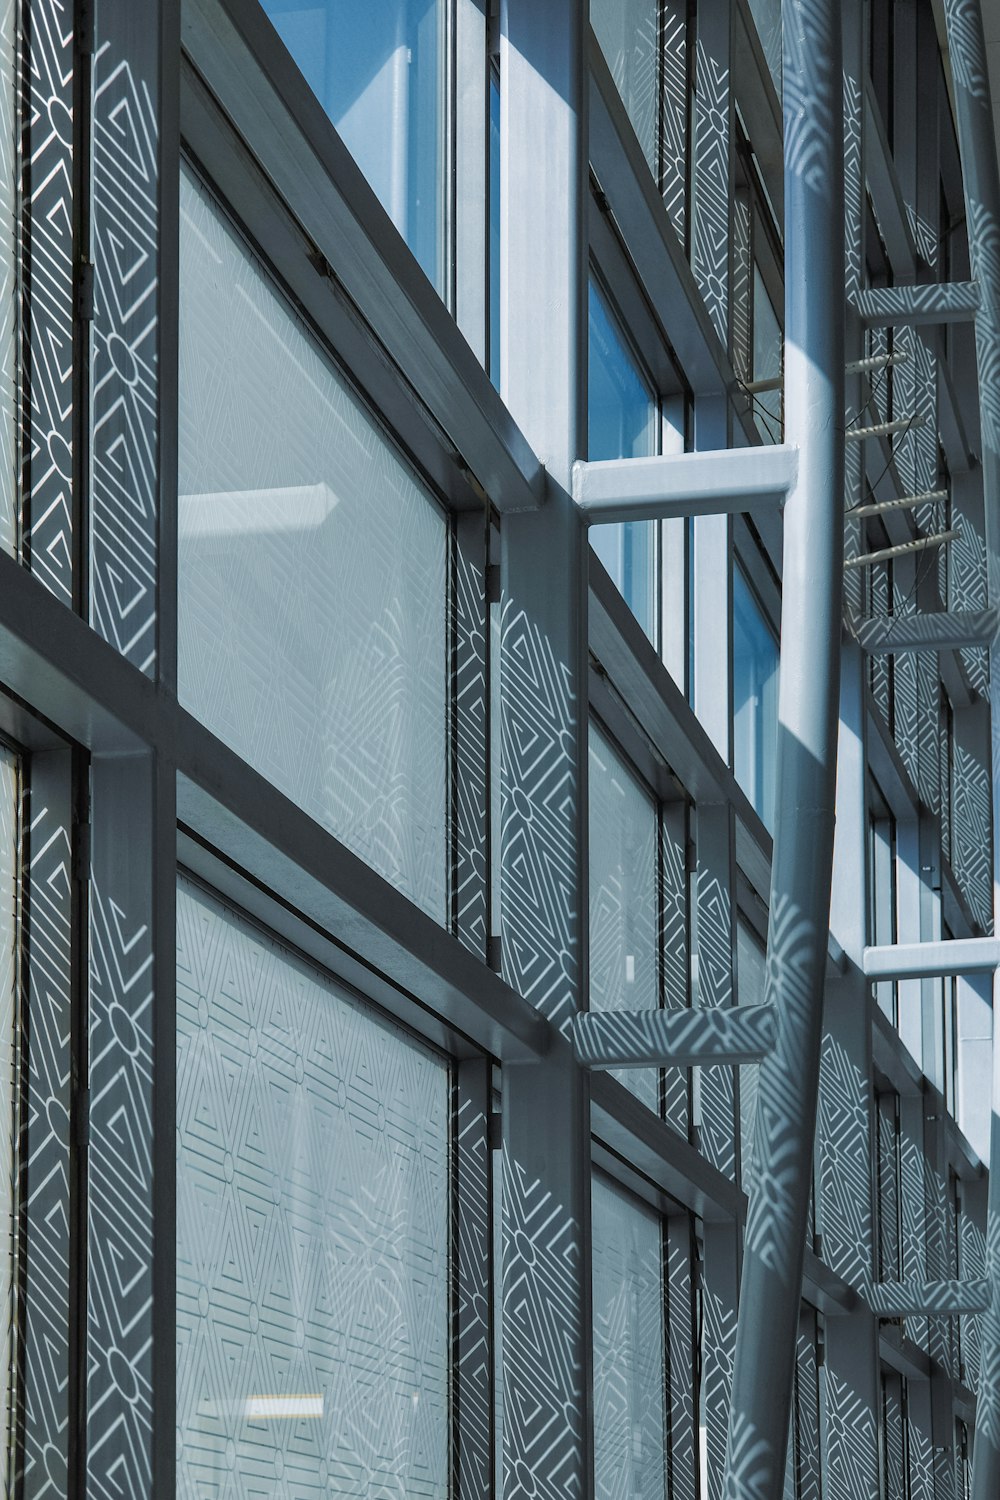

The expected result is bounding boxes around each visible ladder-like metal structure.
[569,0,1000,1492]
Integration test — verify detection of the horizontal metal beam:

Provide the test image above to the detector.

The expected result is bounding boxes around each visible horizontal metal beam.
[863,937,1000,981]
[850,606,999,653]
[572,444,798,523]
[574,1005,776,1069]
[848,487,948,519]
[853,280,981,326]
[845,528,960,569]
[869,1280,992,1318]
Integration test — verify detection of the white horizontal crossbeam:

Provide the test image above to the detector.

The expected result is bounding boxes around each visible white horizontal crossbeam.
[572,445,799,524]
[853,280,981,326]
[863,937,1000,981]
[850,606,999,654]
[869,1280,991,1318]
[573,1005,777,1070]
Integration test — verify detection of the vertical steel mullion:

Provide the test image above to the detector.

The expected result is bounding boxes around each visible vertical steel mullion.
[454,1056,494,1500]
[723,0,845,1486]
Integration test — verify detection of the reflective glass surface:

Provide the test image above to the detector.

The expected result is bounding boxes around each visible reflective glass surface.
[592,1175,667,1500]
[0,0,14,558]
[590,0,658,176]
[178,168,449,923]
[589,724,659,1111]
[589,282,658,642]
[752,266,782,444]
[0,749,13,1488]
[733,565,779,830]
[176,878,450,1498]
[261,0,445,290]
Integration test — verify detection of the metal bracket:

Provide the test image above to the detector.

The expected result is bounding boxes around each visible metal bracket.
[573,1004,776,1070]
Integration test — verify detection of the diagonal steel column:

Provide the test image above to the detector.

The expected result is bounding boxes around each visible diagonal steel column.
[721,0,844,1490]
[941,2,1000,1493]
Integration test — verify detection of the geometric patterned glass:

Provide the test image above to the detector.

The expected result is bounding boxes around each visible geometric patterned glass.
[591,1175,667,1500]
[590,0,658,176]
[178,168,449,924]
[589,724,659,1112]
[259,1,445,292]
[0,748,14,1489]
[176,878,450,1499]
[0,0,14,560]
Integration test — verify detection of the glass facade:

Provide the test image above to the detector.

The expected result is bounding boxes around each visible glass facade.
[176,878,450,1498]
[733,564,779,830]
[589,723,659,1111]
[592,1175,667,1500]
[262,0,445,290]
[178,166,449,923]
[0,0,991,1496]
[589,280,658,642]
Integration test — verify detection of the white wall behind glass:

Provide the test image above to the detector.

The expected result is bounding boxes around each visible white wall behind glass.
[261,0,445,289]
[592,1175,667,1500]
[732,564,778,830]
[176,878,450,1499]
[589,724,659,1112]
[589,281,658,643]
[177,168,449,924]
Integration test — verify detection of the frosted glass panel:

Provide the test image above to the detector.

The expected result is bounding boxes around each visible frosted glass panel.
[589,282,658,642]
[592,1176,667,1500]
[753,266,782,443]
[0,0,14,559]
[590,0,658,176]
[261,0,445,290]
[176,878,450,1499]
[733,565,779,831]
[0,750,14,1491]
[178,168,449,923]
[737,919,765,1191]
[589,725,658,1111]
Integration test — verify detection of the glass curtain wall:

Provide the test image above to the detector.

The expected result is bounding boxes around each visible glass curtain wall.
[0,0,15,559]
[590,0,658,177]
[589,280,658,642]
[260,0,446,291]
[0,748,15,1491]
[732,564,779,830]
[177,167,450,924]
[176,878,451,1498]
[589,723,659,1111]
[591,1174,667,1500]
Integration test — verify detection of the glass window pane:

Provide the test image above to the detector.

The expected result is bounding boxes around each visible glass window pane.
[588,282,658,642]
[590,0,658,177]
[176,878,450,1499]
[0,0,15,559]
[260,0,445,290]
[752,265,782,444]
[178,168,449,923]
[733,565,779,831]
[0,747,15,1490]
[592,1175,667,1500]
[489,71,501,391]
[589,725,658,1112]
[737,919,765,1191]
[747,0,781,94]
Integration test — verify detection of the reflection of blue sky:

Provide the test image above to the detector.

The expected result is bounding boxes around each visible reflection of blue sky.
[261,1,442,284]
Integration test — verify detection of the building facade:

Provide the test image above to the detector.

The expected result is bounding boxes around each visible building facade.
[0,0,999,1496]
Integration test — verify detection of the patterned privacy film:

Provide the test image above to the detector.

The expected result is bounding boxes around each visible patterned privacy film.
[0,749,15,1492]
[0,0,14,561]
[591,1175,667,1500]
[736,919,764,1190]
[177,168,449,923]
[589,724,659,1112]
[176,878,450,1499]
[590,0,658,176]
